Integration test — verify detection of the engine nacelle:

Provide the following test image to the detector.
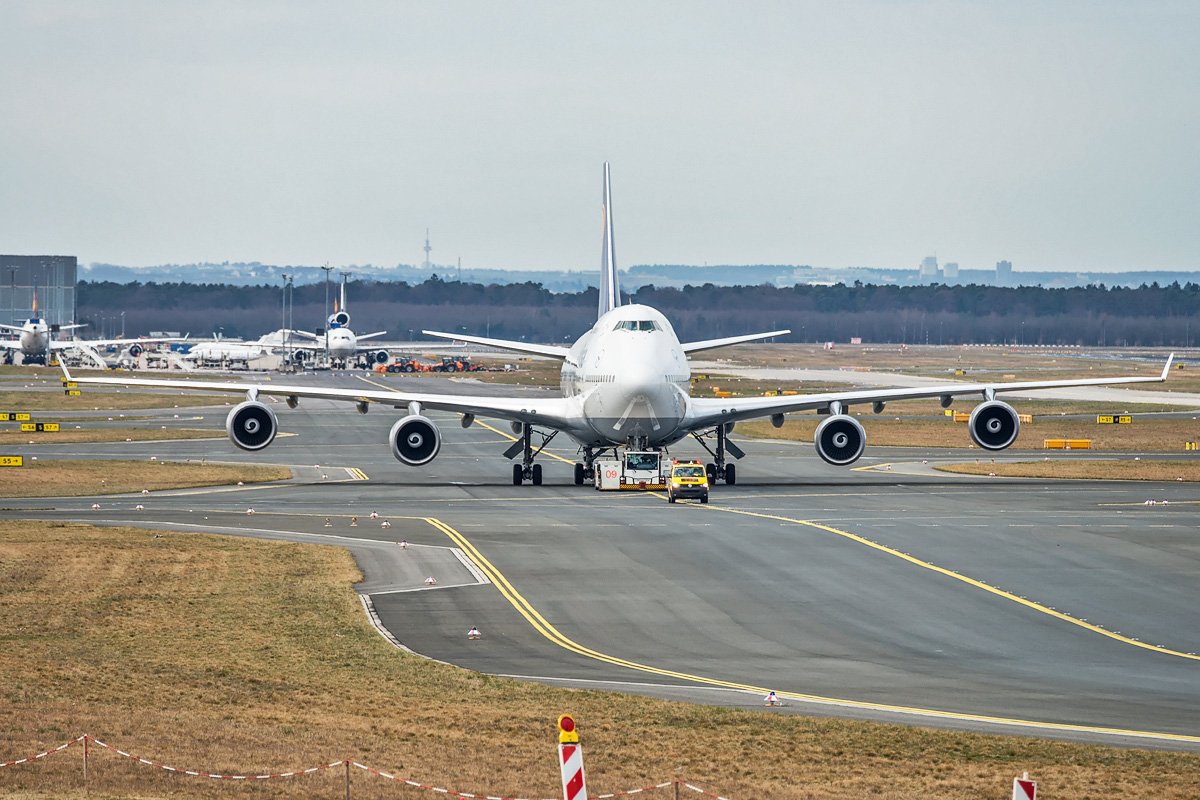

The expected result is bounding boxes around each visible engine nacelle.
[226,400,278,451]
[390,415,442,466]
[814,414,866,466]
[968,400,1020,450]
[330,310,350,327]
[372,349,389,365]
[126,343,144,358]
[290,348,311,363]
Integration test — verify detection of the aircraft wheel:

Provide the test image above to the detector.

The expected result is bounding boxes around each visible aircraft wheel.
[573,463,585,485]
[532,463,543,486]
[705,463,717,483]
[512,464,523,486]
[724,464,736,485]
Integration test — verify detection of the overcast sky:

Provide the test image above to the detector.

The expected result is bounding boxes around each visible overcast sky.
[1,1,1197,274]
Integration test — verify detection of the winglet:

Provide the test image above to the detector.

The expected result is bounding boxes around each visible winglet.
[1162,353,1174,380]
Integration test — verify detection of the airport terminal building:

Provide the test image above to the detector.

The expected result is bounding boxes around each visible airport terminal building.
[1,255,77,327]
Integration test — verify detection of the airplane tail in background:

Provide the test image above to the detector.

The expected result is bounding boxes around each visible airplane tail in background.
[31,277,38,316]
[598,162,621,319]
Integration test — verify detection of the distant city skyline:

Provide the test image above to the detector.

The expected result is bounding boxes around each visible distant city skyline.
[1,2,1197,273]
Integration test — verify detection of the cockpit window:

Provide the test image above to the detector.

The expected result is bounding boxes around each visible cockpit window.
[613,320,659,332]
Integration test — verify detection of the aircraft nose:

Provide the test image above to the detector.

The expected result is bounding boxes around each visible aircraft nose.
[620,359,660,400]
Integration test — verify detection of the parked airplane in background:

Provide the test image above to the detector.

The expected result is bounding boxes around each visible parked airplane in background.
[179,330,290,365]
[60,164,1173,487]
[1,284,173,365]
[290,276,390,368]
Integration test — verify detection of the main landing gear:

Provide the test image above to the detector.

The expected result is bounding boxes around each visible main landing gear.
[691,423,744,485]
[506,422,557,486]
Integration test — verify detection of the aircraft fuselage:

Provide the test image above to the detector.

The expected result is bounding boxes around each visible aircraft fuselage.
[561,304,692,448]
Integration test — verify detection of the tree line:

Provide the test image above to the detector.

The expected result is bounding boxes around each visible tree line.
[76,277,1200,347]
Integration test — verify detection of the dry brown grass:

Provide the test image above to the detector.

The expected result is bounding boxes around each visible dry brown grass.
[935,460,1200,482]
[0,389,239,412]
[2,522,1199,800]
[738,417,1200,452]
[0,428,222,446]
[0,460,291,497]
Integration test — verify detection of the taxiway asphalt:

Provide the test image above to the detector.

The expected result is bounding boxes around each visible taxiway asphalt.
[2,370,1199,750]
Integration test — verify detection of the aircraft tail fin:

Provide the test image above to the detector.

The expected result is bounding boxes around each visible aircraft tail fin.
[31,277,38,316]
[598,162,621,318]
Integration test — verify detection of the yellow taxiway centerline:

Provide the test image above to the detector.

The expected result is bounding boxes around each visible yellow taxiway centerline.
[693,503,1200,663]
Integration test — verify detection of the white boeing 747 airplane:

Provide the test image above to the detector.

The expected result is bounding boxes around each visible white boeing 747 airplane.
[61,164,1173,487]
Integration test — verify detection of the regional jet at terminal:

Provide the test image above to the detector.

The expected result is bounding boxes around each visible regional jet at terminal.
[60,164,1173,486]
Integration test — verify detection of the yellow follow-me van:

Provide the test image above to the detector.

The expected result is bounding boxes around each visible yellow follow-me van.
[667,460,709,504]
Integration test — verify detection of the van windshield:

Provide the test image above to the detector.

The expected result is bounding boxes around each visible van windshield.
[673,466,705,478]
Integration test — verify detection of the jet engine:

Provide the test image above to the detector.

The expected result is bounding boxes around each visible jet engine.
[330,310,350,327]
[814,414,866,466]
[390,415,441,466]
[126,343,144,358]
[290,349,311,363]
[226,400,278,451]
[968,400,1020,450]
[371,350,389,365]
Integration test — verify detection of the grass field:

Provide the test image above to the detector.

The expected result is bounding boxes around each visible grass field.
[0,428,222,446]
[935,460,1200,482]
[0,460,292,497]
[0,388,240,412]
[1,523,1199,800]
[738,416,1199,452]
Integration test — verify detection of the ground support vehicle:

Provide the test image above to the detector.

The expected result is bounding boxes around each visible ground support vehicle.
[666,460,710,503]
[593,450,667,490]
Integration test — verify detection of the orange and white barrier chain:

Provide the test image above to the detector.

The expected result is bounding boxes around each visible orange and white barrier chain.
[2,735,735,799]
[0,735,84,768]
[87,736,345,779]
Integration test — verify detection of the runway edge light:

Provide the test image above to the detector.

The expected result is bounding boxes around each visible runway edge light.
[557,715,586,800]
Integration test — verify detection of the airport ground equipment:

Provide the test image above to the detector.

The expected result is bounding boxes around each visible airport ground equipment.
[594,450,667,490]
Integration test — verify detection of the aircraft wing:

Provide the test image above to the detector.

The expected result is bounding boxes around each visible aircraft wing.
[684,354,1175,430]
[422,330,570,359]
[681,330,791,354]
[355,330,388,343]
[59,362,578,429]
[0,323,26,334]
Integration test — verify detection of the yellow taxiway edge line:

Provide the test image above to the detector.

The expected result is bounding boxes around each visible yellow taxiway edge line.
[697,504,1200,663]
[420,516,1200,743]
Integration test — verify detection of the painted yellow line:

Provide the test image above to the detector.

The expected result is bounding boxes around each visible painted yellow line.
[851,462,890,472]
[421,516,1200,743]
[696,504,1200,663]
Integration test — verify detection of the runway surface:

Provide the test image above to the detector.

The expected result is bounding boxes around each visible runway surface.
[3,370,1199,751]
